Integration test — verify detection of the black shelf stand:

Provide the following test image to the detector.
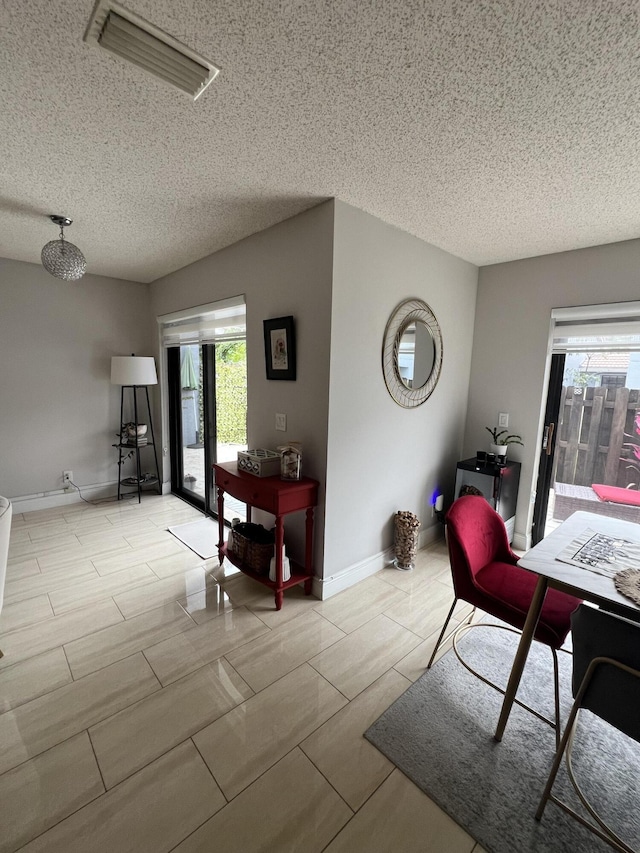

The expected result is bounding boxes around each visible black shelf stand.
[116,384,162,503]
[454,457,521,542]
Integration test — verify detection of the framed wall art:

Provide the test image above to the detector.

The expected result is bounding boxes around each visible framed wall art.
[263,315,296,380]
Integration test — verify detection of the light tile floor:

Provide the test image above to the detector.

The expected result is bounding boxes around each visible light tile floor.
[0,494,487,853]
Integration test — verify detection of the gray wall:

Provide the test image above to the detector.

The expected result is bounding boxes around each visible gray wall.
[150,199,478,586]
[0,258,151,500]
[8,202,637,586]
[465,238,640,545]
[150,202,335,570]
[324,201,478,581]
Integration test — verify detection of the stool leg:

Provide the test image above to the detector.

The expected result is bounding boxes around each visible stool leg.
[427,598,458,669]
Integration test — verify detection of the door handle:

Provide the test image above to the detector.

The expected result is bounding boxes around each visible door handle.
[543,422,555,455]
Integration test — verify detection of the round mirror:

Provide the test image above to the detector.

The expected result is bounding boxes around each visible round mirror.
[397,320,436,390]
[382,298,442,407]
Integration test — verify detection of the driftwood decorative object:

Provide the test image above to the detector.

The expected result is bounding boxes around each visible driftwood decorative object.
[393,510,420,571]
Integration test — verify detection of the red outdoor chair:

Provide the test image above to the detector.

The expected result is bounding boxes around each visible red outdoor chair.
[427,495,581,742]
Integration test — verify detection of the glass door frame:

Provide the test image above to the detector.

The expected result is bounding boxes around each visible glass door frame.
[531,353,565,545]
[167,345,217,515]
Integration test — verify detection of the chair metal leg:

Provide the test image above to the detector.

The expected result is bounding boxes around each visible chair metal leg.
[562,716,636,853]
[429,599,563,743]
[453,621,562,738]
[537,709,634,853]
[427,598,458,669]
[551,647,561,749]
[536,691,579,821]
[536,657,637,853]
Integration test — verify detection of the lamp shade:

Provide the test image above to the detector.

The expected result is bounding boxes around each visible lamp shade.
[111,356,158,386]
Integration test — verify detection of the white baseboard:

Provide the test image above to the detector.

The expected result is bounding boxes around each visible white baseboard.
[512,530,529,551]
[418,521,445,550]
[312,547,393,600]
[314,521,444,600]
[10,480,121,513]
[10,479,173,514]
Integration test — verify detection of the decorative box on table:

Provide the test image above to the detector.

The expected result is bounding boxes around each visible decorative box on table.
[237,449,281,477]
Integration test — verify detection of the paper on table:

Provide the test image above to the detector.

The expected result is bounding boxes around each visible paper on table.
[555,527,640,578]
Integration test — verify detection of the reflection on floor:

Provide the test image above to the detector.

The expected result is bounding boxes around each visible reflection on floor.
[0,494,487,853]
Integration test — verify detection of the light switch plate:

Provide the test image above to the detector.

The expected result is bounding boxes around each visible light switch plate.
[275,413,286,431]
[498,412,509,428]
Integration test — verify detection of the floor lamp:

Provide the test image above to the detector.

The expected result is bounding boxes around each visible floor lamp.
[111,355,162,502]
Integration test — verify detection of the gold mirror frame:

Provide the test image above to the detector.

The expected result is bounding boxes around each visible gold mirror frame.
[382,298,443,408]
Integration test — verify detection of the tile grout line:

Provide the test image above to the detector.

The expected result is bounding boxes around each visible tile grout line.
[296,743,357,814]
[60,641,75,684]
[87,726,109,792]
[0,736,109,853]
[0,653,165,773]
[189,735,228,800]
[91,708,231,793]
[317,764,400,852]
[0,726,101,783]
[302,656,352,704]
[111,595,128,621]
[140,648,165,689]
[381,607,446,643]
[6,494,469,852]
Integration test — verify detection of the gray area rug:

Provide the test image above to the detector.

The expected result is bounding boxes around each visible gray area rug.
[365,621,640,853]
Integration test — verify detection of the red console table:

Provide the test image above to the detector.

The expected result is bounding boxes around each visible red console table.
[213,462,319,610]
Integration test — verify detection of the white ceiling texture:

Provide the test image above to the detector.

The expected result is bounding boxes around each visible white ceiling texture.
[1,1,639,283]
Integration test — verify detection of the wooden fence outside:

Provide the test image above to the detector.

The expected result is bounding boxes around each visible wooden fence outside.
[554,386,640,488]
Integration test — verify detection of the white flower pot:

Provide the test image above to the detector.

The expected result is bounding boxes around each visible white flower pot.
[490,443,508,458]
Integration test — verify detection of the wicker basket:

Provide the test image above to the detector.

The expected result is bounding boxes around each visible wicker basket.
[228,523,275,575]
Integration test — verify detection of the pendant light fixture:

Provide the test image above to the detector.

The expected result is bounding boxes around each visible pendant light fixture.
[41,215,87,280]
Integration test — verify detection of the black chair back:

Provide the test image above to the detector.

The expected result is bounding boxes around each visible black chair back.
[571,604,640,743]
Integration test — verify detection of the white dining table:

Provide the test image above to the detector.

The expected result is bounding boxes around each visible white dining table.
[494,510,640,741]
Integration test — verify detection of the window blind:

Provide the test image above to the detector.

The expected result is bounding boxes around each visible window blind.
[158,295,246,347]
[551,303,640,353]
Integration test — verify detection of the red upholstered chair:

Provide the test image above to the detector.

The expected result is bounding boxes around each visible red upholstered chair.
[427,495,581,742]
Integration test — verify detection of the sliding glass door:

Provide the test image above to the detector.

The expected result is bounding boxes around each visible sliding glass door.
[168,340,247,516]
[168,345,215,510]
[533,330,640,543]
[162,297,247,519]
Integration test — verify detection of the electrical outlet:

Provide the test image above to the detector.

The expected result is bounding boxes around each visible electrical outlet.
[63,470,73,487]
[498,412,509,428]
[275,413,286,431]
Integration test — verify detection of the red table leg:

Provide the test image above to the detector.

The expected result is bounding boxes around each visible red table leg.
[274,515,284,610]
[304,507,314,595]
[216,485,225,564]
[212,463,318,612]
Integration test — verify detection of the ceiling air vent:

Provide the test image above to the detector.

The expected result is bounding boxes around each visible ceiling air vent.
[83,0,219,100]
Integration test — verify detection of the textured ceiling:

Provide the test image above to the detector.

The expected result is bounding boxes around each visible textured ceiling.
[1,1,639,283]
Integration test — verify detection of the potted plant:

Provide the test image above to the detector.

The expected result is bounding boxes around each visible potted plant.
[486,427,524,459]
